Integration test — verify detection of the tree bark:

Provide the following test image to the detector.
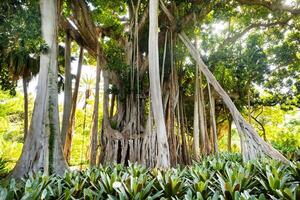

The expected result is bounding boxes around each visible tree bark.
[193,64,200,159]
[89,44,101,166]
[167,34,177,166]
[22,76,28,140]
[100,71,110,164]
[208,84,218,154]
[179,94,189,164]
[227,118,232,152]
[12,0,67,178]
[248,87,251,124]
[64,47,84,162]
[198,72,210,154]
[149,0,170,168]
[161,31,168,87]
[61,32,72,146]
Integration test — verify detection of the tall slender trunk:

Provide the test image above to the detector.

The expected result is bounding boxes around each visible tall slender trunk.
[196,35,210,155]
[168,34,177,165]
[193,65,200,159]
[227,118,232,152]
[12,0,67,178]
[22,76,28,140]
[208,84,218,154]
[161,31,168,87]
[166,86,176,165]
[89,44,101,166]
[179,94,188,164]
[100,70,111,164]
[198,72,210,154]
[61,32,72,146]
[248,88,251,124]
[183,99,192,162]
[64,47,84,162]
[149,0,170,168]
[263,128,266,141]
[252,116,267,141]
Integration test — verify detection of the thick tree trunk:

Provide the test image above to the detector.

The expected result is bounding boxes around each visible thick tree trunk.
[61,32,72,146]
[149,0,170,168]
[12,0,67,178]
[89,45,101,166]
[177,32,287,162]
[64,47,84,162]
[22,76,28,140]
[100,71,110,164]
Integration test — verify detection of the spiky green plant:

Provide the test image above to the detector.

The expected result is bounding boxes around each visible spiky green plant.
[0,154,299,200]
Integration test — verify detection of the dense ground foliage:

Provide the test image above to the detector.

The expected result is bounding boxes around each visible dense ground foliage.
[0,0,300,195]
[0,154,299,200]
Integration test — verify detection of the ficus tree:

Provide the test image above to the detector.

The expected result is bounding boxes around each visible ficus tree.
[1,0,299,177]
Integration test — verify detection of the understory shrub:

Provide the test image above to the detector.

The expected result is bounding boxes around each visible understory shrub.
[272,141,300,161]
[271,129,300,161]
[0,153,299,200]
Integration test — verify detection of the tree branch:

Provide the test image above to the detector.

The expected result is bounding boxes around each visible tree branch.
[160,1,215,32]
[237,0,300,14]
[70,0,98,49]
[59,17,96,57]
[251,115,266,140]
[221,17,292,47]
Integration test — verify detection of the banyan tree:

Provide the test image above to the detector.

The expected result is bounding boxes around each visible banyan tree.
[11,0,297,177]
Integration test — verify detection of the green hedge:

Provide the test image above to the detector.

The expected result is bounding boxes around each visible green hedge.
[0,154,299,200]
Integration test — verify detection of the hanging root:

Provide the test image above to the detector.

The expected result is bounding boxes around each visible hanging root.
[157,4,289,162]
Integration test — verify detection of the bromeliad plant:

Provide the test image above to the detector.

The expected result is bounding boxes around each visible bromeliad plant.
[215,162,258,199]
[185,164,214,199]
[256,160,300,200]
[155,168,186,199]
[0,154,299,200]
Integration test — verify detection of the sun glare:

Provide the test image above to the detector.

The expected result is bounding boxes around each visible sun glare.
[212,21,227,35]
